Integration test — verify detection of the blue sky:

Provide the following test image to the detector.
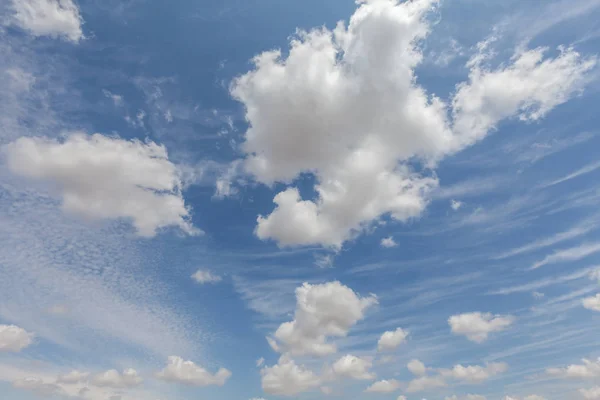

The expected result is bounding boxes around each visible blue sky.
[1,0,600,400]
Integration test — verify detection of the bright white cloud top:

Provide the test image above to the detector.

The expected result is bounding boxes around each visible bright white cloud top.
[231,0,596,248]
[3,133,197,237]
[448,312,514,343]
[156,356,231,386]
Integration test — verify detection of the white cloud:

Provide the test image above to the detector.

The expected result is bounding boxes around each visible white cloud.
[407,359,427,376]
[9,0,84,42]
[0,325,34,352]
[583,294,600,311]
[102,90,124,107]
[440,362,508,384]
[531,242,600,269]
[13,377,63,397]
[542,160,600,188]
[331,354,375,380]
[256,357,265,367]
[365,378,401,393]
[451,199,463,211]
[523,396,546,400]
[57,370,89,384]
[448,312,514,342]
[269,281,377,357]
[406,375,447,392]
[397,396,407,400]
[156,356,231,387]
[380,236,398,248]
[231,0,595,248]
[547,358,600,379]
[377,327,408,351]
[191,270,222,284]
[91,369,142,389]
[3,133,198,237]
[467,396,487,400]
[580,387,600,399]
[261,356,321,396]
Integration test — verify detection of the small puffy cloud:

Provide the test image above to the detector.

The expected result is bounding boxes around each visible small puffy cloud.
[377,327,408,351]
[156,356,231,386]
[365,379,401,393]
[380,237,398,248]
[523,396,546,400]
[191,270,222,284]
[448,312,514,342]
[397,396,407,400]
[440,362,507,384]
[9,0,84,42]
[532,291,545,299]
[451,200,463,211]
[407,359,427,376]
[13,377,63,397]
[547,358,600,379]
[261,356,321,396]
[57,370,89,384]
[103,90,124,107]
[406,375,447,392]
[580,387,600,399]
[3,133,197,237]
[331,354,376,380]
[231,0,595,248]
[256,357,265,367]
[0,324,34,352]
[91,368,142,388]
[583,294,600,312]
[270,281,377,357]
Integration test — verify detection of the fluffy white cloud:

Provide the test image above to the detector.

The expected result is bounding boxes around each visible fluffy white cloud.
[440,362,507,384]
[269,281,377,356]
[13,377,63,397]
[407,359,427,376]
[231,0,595,248]
[406,375,447,392]
[156,356,231,387]
[91,369,142,388]
[0,325,33,352]
[9,0,84,42]
[397,396,407,400]
[547,358,600,379]
[580,387,600,399]
[191,270,222,284]
[3,133,197,237]
[365,378,401,393]
[377,327,408,351]
[448,312,514,342]
[583,294,600,312]
[331,354,375,380]
[261,356,321,396]
[256,357,265,367]
[56,370,89,384]
[380,237,398,248]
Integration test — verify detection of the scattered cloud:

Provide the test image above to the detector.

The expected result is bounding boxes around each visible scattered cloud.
[406,375,447,392]
[580,386,600,399]
[440,362,508,384]
[191,270,222,284]
[0,325,34,352]
[451,199,463,211]
[331,354,375,380]
[583,294,600,311]
[407,359,427,376]
[9,0,84,42]
[231,0,595,248]
[365,378,401,393]
[547,357,600,379]
[156,356,231,386]
[377,327,408,351]
[449,312,514,342]
[91,369,142,389]
[3,133,198,237]
[269,281,377,357]
[380,236,398,248]
[13,377,63,397]
[261,356,321,396]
